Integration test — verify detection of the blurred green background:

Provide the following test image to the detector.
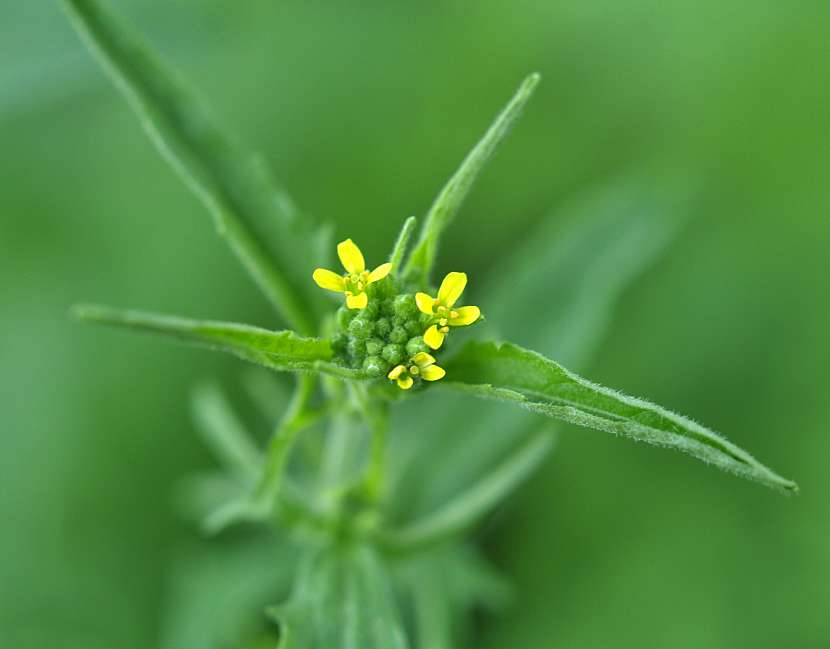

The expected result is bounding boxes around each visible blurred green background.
[2,0,828,647]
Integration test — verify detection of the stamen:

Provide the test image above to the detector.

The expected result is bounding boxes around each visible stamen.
[409,365,419,376]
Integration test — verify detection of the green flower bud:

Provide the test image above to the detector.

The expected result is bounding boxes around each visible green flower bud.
[336,306,357,330]
[389,325,408,344]
[405,318,422,337]
[331,331,349,353]
[365,337,384,356]
[347,338,365,360]
[380,298,397,316]
[348,315,375,340]
[375,317,391,338]
[393,293,417,318]
[362,300,380,319]
[362,355,385,377]
[382,343,405,365]
[406,336,428,357]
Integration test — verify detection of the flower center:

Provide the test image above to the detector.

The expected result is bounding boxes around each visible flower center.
[409,365,419,376]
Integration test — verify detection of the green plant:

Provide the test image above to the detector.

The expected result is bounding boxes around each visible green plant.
[64,1,796,646]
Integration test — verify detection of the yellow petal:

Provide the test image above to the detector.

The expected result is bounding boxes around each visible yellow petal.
[448,305,480,327]
[423,324,445,350]
[397,375,414,390]
[312,268,346,292]
[411,351,436,368]
[346,292,368,309]
[337,238,365,274]
[415,292,436,315]
[388,365,406,380]
[367,262,392,283]
[420,365,446,381]
[437,272,467,307]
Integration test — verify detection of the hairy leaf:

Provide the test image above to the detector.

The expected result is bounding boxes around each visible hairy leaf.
[442,341,797,492]
[268,544,409,649]
[391,184,690,518]
[62,0,323,333]
[404,73,540,283]
[72,304,363,379]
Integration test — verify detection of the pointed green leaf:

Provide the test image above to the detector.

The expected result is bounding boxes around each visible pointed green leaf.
[380,431,555,553]
[72,304,364,379]
[442,341,797,493]
[389,216,417,273]
[390,185,691,520]
[191,382,263,485]
[62,0,321,333]
[268,544,409,649]
[404,73,540,283]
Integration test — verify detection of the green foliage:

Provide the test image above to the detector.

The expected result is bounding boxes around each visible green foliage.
[442,341,797,493]
[72,304,359,378]
[61,1,799,647]
[61,0,326,335]
[403,73,540,285]
[380,431,556,553]
[267,544,408,649]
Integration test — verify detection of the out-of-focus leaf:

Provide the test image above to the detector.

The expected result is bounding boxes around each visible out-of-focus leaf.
[399,544,512,649]
[380,431,555,553]
[160,534,296,649]
[483,178,691,366]
[268,544,409,649]
[443,341,798,493]
[72,304,363,378]
[191,382,263,485]
[404,74,540,284]
[391,184,690,517]
[62,0,324,334]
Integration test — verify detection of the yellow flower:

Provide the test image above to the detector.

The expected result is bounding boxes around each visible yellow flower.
[387,352,446,390]
[415,272,480,349]
[312,239,392,309]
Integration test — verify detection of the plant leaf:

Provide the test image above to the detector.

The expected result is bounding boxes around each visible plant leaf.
[191,382,263,485]
[268,544,409,649]
[403,73,540,284]
[389,216,417,273]
[482,177,691,366]
[72,304,364,379]
[390,181,691,518]
[380,430,555,553]
[442,341,797,493]
[62,0,322,334]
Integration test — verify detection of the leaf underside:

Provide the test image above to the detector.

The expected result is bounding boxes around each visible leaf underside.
[442,340,797,493]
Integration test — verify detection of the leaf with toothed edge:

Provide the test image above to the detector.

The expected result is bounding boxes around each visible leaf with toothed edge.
[440,340,797,493]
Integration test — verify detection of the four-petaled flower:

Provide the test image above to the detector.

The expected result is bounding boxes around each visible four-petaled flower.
[312,239,392,309]
[387,352,446,390]
[415,272,480,350]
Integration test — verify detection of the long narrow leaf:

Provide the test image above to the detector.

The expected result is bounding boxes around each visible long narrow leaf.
[72,304,363,379]
[442,341,797,493]
[404,73,540,283]
[379,431,555,553]
[62,0,320,333]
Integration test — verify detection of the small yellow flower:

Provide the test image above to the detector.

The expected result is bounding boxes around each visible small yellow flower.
[387,352,446,390]
[415,272,480,349]
[312,239,392,309]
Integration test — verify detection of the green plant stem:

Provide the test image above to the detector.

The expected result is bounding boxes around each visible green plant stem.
[253,374,317,510]
[350,382,390,502]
